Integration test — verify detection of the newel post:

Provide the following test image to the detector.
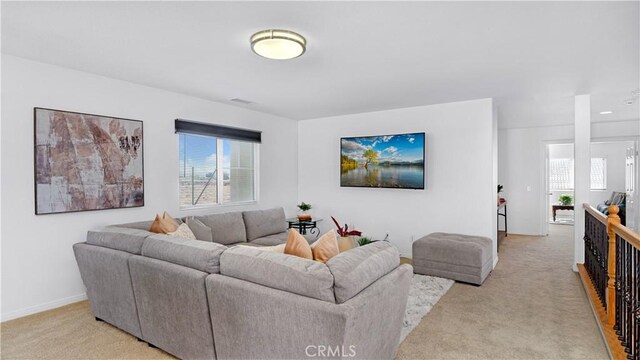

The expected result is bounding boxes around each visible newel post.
[607,205,621,325]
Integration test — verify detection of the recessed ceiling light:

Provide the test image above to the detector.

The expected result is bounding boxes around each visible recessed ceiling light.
[623,98,637,106]
[599,111,613,115]
[250,29,306,60]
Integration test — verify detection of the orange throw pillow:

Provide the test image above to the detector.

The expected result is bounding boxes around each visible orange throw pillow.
[311,230,340,263]
[284,229,313,260]
[149,212,179,234]
[162,211,179,227]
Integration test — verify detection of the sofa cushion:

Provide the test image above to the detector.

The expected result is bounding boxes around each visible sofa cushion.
[141,234,226,274]
[114,220,155,231]
[239,243,286,253]
[115,218,183,231]
[86,226,152,254]
[242,207,287,241]
[220,245,335,302]
[326,241,399,304]
[185,216,213,242]
[197,212,247,245]
[249,232,288,246]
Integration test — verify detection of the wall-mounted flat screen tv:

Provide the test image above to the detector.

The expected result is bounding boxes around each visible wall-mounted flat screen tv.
[340,132,425,189]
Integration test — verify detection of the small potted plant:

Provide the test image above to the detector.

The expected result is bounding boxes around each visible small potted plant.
[357,237,373,246]
[331,216,362,252]
[558,194,573,206]
[297,202,312,221]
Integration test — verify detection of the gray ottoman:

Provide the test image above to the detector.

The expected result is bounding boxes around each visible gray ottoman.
[412,232,493,285]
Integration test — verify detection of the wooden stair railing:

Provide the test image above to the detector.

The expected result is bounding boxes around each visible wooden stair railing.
[579,204,640,359]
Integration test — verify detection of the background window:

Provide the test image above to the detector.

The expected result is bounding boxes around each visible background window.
[549,158,574,191]
[224,139,255,203]
[590,158,607,190]
[179,135,257,208]
[548,157,607,191]
[179,133,218,207]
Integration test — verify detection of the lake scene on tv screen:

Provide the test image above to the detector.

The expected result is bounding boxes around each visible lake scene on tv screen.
[341,133,425,189]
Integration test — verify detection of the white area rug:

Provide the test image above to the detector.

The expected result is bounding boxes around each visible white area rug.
[399,274,454,343]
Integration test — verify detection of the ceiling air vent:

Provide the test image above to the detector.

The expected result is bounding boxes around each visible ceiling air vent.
[230,98,253,105]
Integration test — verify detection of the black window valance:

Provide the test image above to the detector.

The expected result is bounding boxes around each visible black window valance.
[175,119,261,143]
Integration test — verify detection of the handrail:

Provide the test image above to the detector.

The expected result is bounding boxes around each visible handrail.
[579,203,627,359]
[612,222,640,250]
[583,203,607,224]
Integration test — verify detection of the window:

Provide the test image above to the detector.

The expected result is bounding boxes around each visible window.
[548,158,607,191]
[590,158,607,190]
[179,133,219,207]
[177,120,259,208]
[549,158,574,191]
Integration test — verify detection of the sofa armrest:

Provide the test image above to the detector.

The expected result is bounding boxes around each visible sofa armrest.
[206,274,347,360]
[341,264,413,359]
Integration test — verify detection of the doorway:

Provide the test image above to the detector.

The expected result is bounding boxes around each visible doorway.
[547,143,575,227]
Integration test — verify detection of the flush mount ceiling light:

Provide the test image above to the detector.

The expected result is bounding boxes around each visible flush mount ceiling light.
[599,111,613,115]
[250,29,306,60]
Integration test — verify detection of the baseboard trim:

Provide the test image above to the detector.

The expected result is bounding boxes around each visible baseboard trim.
[1,293,87,322]
[493,256,499,269]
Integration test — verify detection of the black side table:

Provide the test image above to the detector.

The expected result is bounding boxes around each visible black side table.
[287,218,323,238]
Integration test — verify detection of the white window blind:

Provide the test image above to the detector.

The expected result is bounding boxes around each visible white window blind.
[549,158,607,191]
[590,158,607,190]
[549,158,574,191]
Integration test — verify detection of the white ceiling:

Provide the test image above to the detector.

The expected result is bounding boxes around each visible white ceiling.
[2,1,639,128]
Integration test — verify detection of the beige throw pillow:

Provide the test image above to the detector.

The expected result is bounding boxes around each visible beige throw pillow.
[284,229,313,260]
[167,223,197,240]
[149,211,179,234]
[311,230,340,263]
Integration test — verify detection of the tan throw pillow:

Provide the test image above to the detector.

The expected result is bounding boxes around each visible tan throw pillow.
[162,211,179,228]
[284,229,313,260]
[150,212,179,234]
[167,223,197,240]
[311,230,340,263]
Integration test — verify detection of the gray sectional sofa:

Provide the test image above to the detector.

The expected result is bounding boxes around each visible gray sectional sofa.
[73,207,412,359]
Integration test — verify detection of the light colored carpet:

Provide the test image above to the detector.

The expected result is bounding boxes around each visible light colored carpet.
[1,301,174,359]
[401,274,454,343]
[395,225,608,359]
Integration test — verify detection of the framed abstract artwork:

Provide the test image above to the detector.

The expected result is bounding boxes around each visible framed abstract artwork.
[34,107,144,215]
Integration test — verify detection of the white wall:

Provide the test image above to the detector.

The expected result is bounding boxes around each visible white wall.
[499,120,640,236]
[0,55,299,321]
[298,99,497,262]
